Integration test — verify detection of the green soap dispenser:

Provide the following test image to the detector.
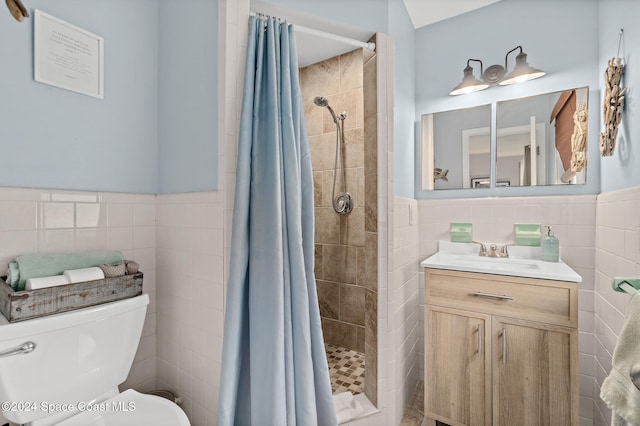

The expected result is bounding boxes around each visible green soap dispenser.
[541,226,559,262]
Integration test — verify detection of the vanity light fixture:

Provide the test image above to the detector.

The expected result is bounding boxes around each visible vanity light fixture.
[450,45,545,96]
[449,59,489,95]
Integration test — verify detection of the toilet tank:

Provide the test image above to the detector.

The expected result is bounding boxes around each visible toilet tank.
[0,294,149,425]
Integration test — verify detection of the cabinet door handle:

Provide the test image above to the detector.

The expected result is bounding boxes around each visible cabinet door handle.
[502,328,507,364]
[472,291,514,301]
[477,323,483,358]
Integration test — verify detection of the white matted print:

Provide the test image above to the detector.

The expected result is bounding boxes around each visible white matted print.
[34,10,104,99]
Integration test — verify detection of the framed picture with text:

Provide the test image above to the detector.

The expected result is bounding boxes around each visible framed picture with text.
[34,10,104,99]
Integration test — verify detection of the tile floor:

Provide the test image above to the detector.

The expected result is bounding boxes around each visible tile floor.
[326,344,365,395]
[399,380,425,426]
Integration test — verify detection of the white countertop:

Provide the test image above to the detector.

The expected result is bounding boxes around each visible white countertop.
[420,241,582,283]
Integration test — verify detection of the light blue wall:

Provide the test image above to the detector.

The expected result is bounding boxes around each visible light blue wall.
[388,0,415,198]
[414,0,601,199]
[0,0,219,194]
[157,0,219,194]
[0,0,159,193]
[598,0,640,193]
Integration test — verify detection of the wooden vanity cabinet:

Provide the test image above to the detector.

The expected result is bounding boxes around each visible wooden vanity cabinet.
[424,269,578,426]
[425,306,492,426]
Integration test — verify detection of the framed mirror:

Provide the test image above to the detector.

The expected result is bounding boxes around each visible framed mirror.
[421,104,491,190]
[496,87,589,187]
[421,87,589,191]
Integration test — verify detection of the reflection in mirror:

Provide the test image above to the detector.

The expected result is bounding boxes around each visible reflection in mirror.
[496,87,588,187]
[421,104,491,190]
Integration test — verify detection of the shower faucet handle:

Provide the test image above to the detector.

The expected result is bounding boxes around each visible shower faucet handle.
[333,192,353,215]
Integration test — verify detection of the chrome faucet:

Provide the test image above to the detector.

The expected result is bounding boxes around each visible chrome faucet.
[472,241,512,258]
[487,244,500,257]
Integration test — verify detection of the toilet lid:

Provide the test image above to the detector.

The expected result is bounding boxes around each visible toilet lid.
[56,389,190,426]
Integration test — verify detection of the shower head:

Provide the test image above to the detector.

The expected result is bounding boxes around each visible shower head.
[313,96,328,107]
[313,96,339,123]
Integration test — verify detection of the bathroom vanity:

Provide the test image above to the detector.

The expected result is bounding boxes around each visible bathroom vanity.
[421,244,581,426]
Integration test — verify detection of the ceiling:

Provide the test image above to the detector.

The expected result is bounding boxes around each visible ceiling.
[253,0,502,67]
[252,0,375,67]
[402,0,502,29]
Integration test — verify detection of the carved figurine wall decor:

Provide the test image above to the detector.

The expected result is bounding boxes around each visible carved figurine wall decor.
[5,0,28,21]
[600,30,627,157]
[571,102,588,173]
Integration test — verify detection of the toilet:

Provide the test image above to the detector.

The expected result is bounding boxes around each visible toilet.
[0,294,190,426]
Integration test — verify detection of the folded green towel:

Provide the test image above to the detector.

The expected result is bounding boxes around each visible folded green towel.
[7,261,20,289]
[14,251,123,291]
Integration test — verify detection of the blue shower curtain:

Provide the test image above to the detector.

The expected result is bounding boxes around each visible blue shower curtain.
[217,16,337,426]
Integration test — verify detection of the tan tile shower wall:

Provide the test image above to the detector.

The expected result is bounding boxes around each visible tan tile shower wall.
[362,40,378,406]
[301,49,366,353]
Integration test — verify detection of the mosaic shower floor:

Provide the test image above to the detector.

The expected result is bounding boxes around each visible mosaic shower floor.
[325,344,365,395]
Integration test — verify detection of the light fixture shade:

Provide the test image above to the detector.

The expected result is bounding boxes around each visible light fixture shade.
[450,65,489,96]
[499,51,545,85]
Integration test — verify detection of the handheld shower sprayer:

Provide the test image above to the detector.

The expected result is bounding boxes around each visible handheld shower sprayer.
[313,96,340,124]
[313,96,353,215]
[312,96,328,107]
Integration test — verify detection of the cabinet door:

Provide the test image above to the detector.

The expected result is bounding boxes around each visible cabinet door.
[425,306,491,426]
[493,317,578,426]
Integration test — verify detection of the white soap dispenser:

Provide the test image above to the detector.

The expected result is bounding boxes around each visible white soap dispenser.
[541,225,559,262]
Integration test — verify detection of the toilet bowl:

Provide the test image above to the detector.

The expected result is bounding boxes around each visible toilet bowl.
[0,294,189,426]
[55,389,188,426]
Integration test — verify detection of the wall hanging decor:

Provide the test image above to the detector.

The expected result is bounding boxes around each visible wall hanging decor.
[570,101,588,174]
[5,0,28,22]
[34,10,104,99]
[600,29,627,157]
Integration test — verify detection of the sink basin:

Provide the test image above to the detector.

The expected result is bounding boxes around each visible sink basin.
[420,242,582,282]
[449,255,540,272]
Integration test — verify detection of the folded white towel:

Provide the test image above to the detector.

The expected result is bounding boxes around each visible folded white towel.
[332,392,353,413]
[333,392,364,424]
[601,292,640,425]
[335,399,364,424]
[26,274,70,290]
[63,267,105,284]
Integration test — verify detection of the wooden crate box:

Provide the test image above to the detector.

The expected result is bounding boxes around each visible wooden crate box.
[0,272,143,322]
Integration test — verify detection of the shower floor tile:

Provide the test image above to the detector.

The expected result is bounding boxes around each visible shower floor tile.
[325,344,365,395]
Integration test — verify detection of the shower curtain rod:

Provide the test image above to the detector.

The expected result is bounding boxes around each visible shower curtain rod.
[250,11,376,52]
